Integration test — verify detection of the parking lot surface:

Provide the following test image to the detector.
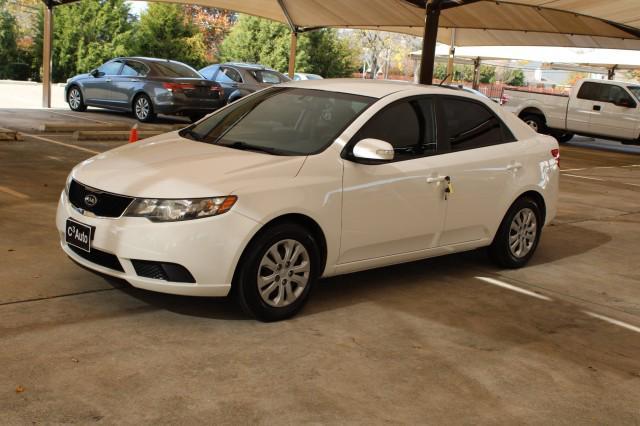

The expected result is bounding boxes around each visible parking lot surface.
[1,109,639,424]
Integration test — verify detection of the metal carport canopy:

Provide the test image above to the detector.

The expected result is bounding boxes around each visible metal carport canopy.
[40,0,640,106]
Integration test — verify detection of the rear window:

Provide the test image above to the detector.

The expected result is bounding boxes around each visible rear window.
[152,61,201,78]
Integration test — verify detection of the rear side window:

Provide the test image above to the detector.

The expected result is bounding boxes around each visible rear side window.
[577,82,600,101]
[121,61,148,77]
[354,98,437,161]
[252,70,286,84]
[217,67,243,83]
[440,97,514,152]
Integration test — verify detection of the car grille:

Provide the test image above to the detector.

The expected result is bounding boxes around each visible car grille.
[68,244,124,272]
[131,260,196,283]
[69,179,134,218]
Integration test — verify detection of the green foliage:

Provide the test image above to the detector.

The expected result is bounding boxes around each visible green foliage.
[219,15,356,77]
[0,0,19,64]
[433,63,495,84]
[132,3,208,69]
[504,69,526,86]
[33,0,133,82]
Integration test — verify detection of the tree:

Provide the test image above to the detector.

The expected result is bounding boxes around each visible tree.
[133,3,208,69]
[0,0,19,64]
[219,15,357,77]
[33,0,133,82]
[182,6,236,62]
[505,69,526,86]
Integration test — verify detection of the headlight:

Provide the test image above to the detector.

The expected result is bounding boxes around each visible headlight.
[64,173,73,197]
[124,196,237,222]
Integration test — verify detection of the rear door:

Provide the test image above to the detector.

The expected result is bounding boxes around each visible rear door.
[340,97,447,263]
[213,66,244,99]
[566,81,596,132]
[82,60,123,105]
[434,96,522,246]
[110,60,149,108]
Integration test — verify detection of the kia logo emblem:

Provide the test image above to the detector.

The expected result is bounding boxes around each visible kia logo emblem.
[84,194,98,207]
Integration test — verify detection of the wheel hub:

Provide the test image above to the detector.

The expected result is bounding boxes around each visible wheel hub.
[257,239,310,308]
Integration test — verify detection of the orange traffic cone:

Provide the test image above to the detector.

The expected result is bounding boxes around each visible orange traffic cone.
[128,124,139,143]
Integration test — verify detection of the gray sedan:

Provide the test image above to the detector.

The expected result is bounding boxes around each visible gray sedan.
[65,57,225,122]
[199,63,289,104]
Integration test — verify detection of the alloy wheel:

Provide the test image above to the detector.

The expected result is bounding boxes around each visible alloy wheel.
[69,88,81,110]
[508,207,537,258]
[135,97,150,120]
[257,239,310,308]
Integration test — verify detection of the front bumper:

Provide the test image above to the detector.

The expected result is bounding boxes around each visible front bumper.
[56,192,258,297]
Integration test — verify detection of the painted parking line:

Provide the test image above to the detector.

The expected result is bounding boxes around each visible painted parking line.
[584,311,640,334]
[48,110,112,125]
[475,276,552,301]
[560,168,587,172]
[0,185,29,199]
[22,133,100,155]
[562,173,606,181]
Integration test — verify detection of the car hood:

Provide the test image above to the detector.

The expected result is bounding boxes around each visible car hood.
[72,131,306,198]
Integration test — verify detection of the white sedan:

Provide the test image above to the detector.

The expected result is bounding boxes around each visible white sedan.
[57,79,559,321]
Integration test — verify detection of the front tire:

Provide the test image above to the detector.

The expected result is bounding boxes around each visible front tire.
[555,132,574,143]
[489,197,542,269]
[133,94,156,122]
[234,223,320,322]
[67,86,86,112]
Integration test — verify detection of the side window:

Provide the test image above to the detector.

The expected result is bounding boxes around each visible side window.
[577,82,600,101]
[606,85,635,105]
[218,67,243,83]
[440,97,510,152]
[355,98,436,161]
[98,61,123,76]
[121,61,148,77]
[200,65,218,80]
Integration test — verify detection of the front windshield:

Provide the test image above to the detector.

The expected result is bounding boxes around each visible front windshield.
[628,86,640,101]
[181,88,375,155]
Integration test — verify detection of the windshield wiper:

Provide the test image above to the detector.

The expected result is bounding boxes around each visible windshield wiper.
[219,141,283,155]
[179,127,202,141]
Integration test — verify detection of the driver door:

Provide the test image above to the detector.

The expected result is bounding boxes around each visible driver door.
[339,97,447,264]
[82,60,123,105]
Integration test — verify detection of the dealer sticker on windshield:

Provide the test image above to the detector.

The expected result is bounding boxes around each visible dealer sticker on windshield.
[66,218,92,252]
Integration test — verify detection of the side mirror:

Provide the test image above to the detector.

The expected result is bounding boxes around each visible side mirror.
[90,69,99,77]
[352,138,394,162]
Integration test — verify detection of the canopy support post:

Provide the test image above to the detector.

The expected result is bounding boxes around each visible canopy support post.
[446,28,456,80]
[42,0,53,108]
[419,0,444,85]
[288,30,298,79]
[472,57,481,90]
[608,65,617,80]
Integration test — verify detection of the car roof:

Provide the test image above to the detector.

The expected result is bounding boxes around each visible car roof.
[116,57,189,65]
[279,78,470,99]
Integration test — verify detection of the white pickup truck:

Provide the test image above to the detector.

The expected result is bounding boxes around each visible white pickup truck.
[503,79,640,144]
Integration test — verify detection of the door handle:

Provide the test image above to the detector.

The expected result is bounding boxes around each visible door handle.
[593,105,601,111]
[426,176,448,184]
[105,78,112,82]
[506,162,523,171]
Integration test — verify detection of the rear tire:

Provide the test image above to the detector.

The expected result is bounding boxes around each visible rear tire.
[234,223,320,322]
[521,114,546,134]
[133,94,156,122]
[67,86,87,112]
[489,197,542,269]
[552,131,574,143]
